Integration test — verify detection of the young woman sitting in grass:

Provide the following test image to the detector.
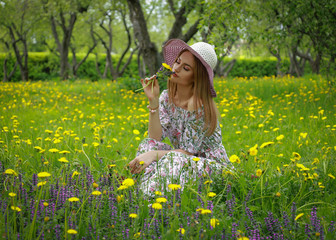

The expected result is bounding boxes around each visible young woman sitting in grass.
[128,39,232,195]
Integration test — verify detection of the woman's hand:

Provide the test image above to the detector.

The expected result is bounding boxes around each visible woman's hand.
[128,151,161,174]
[141,75,160,102]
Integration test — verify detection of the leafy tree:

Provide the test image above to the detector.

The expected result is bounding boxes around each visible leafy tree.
[89,0,137,80]
[41,0,91,80]
[199,0,244,76]
[0,0,39,81]
[127,0,205,76]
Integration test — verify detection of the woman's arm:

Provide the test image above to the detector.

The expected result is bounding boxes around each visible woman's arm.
[148,98,162,141]
[129,149,193,174]
[142,77,162,141]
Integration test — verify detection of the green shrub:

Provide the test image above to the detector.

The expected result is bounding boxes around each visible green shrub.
[0,53,314,81]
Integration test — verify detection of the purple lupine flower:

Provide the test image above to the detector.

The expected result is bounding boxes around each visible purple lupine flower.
[245,206,258,229]
[54,224,61,239]
[291,202,298,231]
[221,227,226,240]
[328,221,335,232]
[310,206,318,231]
[208,200,214,213]
[252,229,261,240]
[305,224,312,238]
[32,173,38,186]
[282,211,290,231]
[231,222,238,239]
[226,194,236,217]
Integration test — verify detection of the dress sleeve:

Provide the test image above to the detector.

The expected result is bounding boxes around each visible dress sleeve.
[159,90,170,140]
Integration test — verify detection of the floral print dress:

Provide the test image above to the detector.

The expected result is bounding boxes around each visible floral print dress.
[137,90,231,195]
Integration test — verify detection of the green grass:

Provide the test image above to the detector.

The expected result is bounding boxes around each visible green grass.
[0,75,335,239]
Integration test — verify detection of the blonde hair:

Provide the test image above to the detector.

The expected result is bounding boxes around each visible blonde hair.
[167,50,219,136]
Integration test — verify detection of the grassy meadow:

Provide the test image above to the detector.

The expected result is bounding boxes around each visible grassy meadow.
[0,74,335,239]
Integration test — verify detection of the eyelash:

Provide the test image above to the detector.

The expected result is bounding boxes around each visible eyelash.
[175,60,189,71]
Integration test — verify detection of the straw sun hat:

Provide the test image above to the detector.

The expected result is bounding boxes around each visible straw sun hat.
[162,39,218,97]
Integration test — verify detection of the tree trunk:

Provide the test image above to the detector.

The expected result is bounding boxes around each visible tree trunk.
[268,46,283,77]
[219,59,236,77]
[3,57,18,82]
[8,26,28,81]
[50,12,77,80]
[71,26,97,79]
[296,49,321,74]
[127,0,159,75]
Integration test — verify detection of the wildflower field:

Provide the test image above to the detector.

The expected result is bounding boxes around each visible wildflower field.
[0,75,335,239]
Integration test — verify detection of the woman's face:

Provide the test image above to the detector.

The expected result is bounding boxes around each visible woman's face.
[170,51,195,87]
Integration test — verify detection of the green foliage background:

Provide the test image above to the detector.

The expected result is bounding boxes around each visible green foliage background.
[0,53,313,82]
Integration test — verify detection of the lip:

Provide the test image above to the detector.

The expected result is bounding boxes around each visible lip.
[172,73,178,77]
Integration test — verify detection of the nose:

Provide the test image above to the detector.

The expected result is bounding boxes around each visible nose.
[174,64,181,73]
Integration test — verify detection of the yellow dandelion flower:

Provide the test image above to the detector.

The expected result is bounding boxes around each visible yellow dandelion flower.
[229,155,240,163]
[156,197,167,203]
[11,206,21,212]
[312,158,319,165]
[68,197,80,202]
[37,172,51,178]
[275,192,281,197]
[92,191,102,196]
[133,129,140,135]
[152,203,162,210]
[256,169,263,177]
[117,195,124,203]
[328,174,335,179]
[155,191,162,196]
[134,232,141,238]
[117,185,128,191]
[34,146,42,151]
[295,213,304,221]
[58,157,69,163]
[92,142,100,147]
[5,169,17,176]
[67,229,77,234]
[237,237,249,240]
[44,216,50,222]
[260,142,274,149]
[129,213,138,218]
[48,148,59,153]
[59,150,70,154]
[249,147,258,156]
[168,184,181,191]
[300,133,308,139]
[200,209,212,215]
[9,192,16,197]
[210,218,219,228]
[43,202,49,207]
[72,171,80,178]
[207,192,216,197]
[276,135,284,141]
[139,161,144,165]
[122,178,135,187]
[193,157,200,162]
[292,152,301,160]
[37,181,47,186]
[204,180,213,185]
[162,63,172,70]
[53,139,61,144]
[93,182,99,188]
[176,228,185,235]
